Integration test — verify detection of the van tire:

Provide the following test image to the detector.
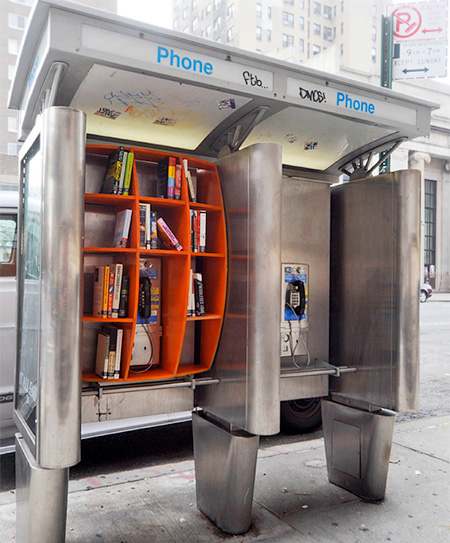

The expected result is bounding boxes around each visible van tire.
[280,398,322,434]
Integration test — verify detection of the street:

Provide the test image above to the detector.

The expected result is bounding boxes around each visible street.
[1,298,449,492]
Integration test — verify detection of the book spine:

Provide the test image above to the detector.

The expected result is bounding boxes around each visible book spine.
[102,264,110,318]
[111,263,123,318]
[93,266,105,317]
[104,326,117,378]
[150,212,158,249]
[95,331,110,379]
[107,267,115,317]
[157,157,168,198]
[193,272,206,316]
[183,159,197,202]
[139,204,146,247]
[122,152,134,196]
[114,328,123,379]
[174,164,182,200]
[199,210,206,253]
[191,210,198,252]
[145,203,151,249]
[187,268,194,317]
[157,217,183,251]
[118,275,129,318]
[117,150,128,195]
[167,156,176,199]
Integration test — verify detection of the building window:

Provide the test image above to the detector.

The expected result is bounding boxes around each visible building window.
[284,0,294,4]
[256,26,262,40]
[183,7,188,19]
[174,17,179,29]
[341,21,344,34]
[227,27,234,41]
[324,26,333,41]
[8,143,21,156]
[206,3,212,14]
[313,2,321,15]
[267,29,272,41]
[206,24,211,36]
[424,179,436,270]
[214,16,221,30]
[372,26,377,41]
[8,39,21,55]
[214,0,221,8]
[283,11,294,26]
[340,43,344,55]
[299,16,305,30]
[313,45,321,55]
[371,47,376,61]
[9,0,33,5]
[299,38,304,52]
[268,6,272,18]
[372,4,377,17]
[8,65,16,80]
[192,17,198,31]
[341,1,344,12]
[256,3,262,17]
[8,13,27,30]
[8,117,18,132]
[282,34,294,47]
[299,0,305,7]
[227,4,234,19]
[313,23,321,35]
[192,0,197,9]
[324,5,332,19]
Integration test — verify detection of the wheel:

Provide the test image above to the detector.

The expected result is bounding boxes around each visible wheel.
[420,290,428,303]
[280,398,323,434]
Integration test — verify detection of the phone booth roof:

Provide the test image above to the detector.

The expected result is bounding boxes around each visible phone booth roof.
[9,0,438,175]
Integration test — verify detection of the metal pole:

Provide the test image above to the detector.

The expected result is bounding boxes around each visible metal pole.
[380,15,394,173]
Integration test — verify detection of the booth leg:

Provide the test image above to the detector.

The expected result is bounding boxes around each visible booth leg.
[321,399,395,501]
[15,435,69,543]
[192,411,259,535]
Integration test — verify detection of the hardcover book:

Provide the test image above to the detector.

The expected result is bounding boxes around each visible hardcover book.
[111,263,123,318]
[157,217,183,251]
[113,209,132,248]
[100,146,125,194]
[93,266,106,318]
[122,151,134,196]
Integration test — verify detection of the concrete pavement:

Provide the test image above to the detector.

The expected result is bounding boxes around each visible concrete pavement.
[1,414,449,542]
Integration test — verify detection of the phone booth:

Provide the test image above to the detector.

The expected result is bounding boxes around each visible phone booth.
[8,1,436,540]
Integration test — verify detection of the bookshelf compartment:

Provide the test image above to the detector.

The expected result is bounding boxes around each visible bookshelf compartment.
[83,143,227,384]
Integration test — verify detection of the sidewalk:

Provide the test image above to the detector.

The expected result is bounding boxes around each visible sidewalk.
[1,415,449,542]
[428,292,450,302]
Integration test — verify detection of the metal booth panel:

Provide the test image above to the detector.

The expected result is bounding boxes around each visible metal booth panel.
[329,170,421,413]
[195,143,282,436]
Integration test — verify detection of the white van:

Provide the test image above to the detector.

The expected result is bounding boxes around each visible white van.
[0,190,18,444]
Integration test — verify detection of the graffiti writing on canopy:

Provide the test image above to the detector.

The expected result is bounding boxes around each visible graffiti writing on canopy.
[103,90,162,108]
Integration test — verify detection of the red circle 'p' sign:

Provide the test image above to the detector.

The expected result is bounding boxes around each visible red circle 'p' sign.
[392,6,422,39]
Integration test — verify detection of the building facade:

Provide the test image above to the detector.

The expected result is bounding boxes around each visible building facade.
[0,0,117,190]
[173,0,449,292]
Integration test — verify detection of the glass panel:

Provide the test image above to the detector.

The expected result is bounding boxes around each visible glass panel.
[15,139,42,439]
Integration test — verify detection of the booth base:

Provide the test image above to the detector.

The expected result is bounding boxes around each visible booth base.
[15,434,69,543]
[192,411,259,534]
[321,399,395,500]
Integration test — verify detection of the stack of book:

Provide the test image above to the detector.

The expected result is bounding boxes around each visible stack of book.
[139,204,157,249]
[187,270,205,317]
[100,146,134,195]
[157,157,182,200]
[93,264,129,319]
[190,209,206,252]
[95,325,123,379]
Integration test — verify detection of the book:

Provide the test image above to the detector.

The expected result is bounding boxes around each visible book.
[187,268,194,317]
[199,210,206,253]
[122,151,134,196]
[114,328,123,379]
[100,146,125,194]
[107,267,115,317]
[93,266,106,318]
[157,217,183,251]
[117,150,128,194]
[139,204,146,247]
[95,330,110,379]
[157,156,176,199]
[174,164,182,200]
[182,159,197,202]
[145,203,151,249]
[102,264,110,318]
[190,210,198,252]
[150,211,158,249]
[101,325,117,378]
[111,263,123,318]
[118,275,129,318]
[113,209,132,248]
[193,272,206,316]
